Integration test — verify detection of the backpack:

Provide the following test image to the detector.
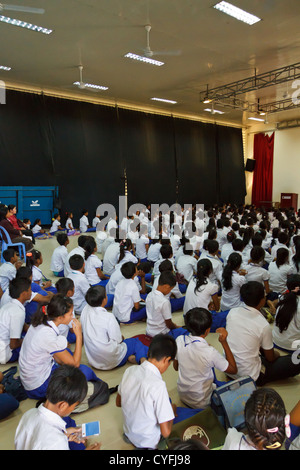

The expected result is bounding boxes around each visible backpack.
[2,366,28,402]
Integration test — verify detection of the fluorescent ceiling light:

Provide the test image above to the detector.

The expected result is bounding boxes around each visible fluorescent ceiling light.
[151,97,177,104]
[0,15,52,34]
[73,82,108,91]
[204,108,225,114]
[0,65,11,71]
[213,2,261,25]
[124,53,164,67]
[203,98,212,104]
[248,117,265,122]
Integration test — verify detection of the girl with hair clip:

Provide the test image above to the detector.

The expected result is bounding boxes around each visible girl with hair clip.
[18,295,105,400]
[114,238,138,270]
[26,250,57,294]
[220,252,247,312]
[272,274,300,352]
[83,237,109,287]
[64,211,80,236]
[222,388,289,450]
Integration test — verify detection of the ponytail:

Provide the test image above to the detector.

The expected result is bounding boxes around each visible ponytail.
[275,275,300,333]
[194,259,212,293]
[31,294,73,328]
[118,239,132,263]
[84,236,96,260]
[222,252,242,291]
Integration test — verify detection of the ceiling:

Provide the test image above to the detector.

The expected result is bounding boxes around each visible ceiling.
[2,0,300,128]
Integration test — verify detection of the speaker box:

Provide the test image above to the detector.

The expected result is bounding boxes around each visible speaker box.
[245,159,256,172]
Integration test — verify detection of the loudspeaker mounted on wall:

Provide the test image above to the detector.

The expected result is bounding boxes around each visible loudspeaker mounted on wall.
[245,159,256,172]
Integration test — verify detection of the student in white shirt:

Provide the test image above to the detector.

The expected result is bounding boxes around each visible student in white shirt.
[200,239,223,288]
[112,262,146,323]
[26,249,57,294]
[271,231,292,261]
[220,252,246,311]
[273,274,300,352]
[176,246,198,284]
[114,238,138,271]
[32,218,52,239]
[0,248,19,292]
[79,209,95,233]
[226,281,300,385]
[50,232,69,277]
[174,308,236,410]
[152,260,184,313]
[0,277,31,364]
[49,213,64,235]
[268,247,294,295]
[92,213,101,228]
[67,254,90,314]
[15,364,101,451]
[18,295,102,400]
[135,224,150,262]
[183,258,219,314]
[147,239,162,265]
[116,334,176,449]
[222,388,287,451]
[81,285,148,370]
[83,237,109,286]
[153,244,174,279]
[146,271,185,339]
[102,238,120,276]
[64,211,80,236]
[245,246,271,294]
[64,235,88,277]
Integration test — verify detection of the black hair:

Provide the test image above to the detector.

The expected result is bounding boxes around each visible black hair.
[120,261,136,279]
[2,248,16,262]
[147,334,177,361]
[26,249,42,268]
[69,254,84,271]
[16,266,32,279]
[278,231,289,245]
[31,294,73,327]
[8,277,31,299]
[251,234,263,247]
[184,308,212,336]
[250,246,265,263]
[158,259,173,273]
[232,238,244,252]
[56,232,69,246]
[206,239,219,255]
[55,277,74,296]
[222,252,242,291]
[46,365,87,406]
[245,388,286,450]
[275,247,289,268]
[32,218,41,226]
[77,235,88,248]
[84,236,97,260]
[137,261,152,274]
[194,259,212,293]
[118,239,133,263]
[85,285,106,307]
[160,244,173,259]
[275,274,300,333]
[158,271,176,288]
[240,281,265,307]
[167,438,209,451]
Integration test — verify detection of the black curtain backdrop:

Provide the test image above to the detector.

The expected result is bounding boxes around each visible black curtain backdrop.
[0,90,245,224]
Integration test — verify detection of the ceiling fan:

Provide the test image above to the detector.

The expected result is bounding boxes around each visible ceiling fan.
[141,24,181,58]
[0,3,45,14]
[73,65,108,92]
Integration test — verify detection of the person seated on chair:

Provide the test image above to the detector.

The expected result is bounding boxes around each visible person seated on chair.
[0,206,33,252]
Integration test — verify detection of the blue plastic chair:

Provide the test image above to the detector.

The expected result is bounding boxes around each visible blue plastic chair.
[0,226,26,263]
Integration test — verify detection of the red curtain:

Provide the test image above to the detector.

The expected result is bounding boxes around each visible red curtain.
[251,132,275,208]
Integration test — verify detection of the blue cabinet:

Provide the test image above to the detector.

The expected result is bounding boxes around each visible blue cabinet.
[0,186,59,225]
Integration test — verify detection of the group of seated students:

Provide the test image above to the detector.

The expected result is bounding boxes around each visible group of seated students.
[2,202,300,450]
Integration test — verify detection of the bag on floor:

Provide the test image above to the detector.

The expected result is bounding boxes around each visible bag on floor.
[158,406,227,450]
[211,375,256,431]
[1,366,27,402]
[72,379,110,413]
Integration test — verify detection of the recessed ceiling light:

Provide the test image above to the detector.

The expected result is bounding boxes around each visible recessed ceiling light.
[248,117,265,122]
[124,52,164,67]
[151,97,177,104]
[0,65,11,71]
[73,82,108,91]
[213,2,261,25]
[0,15,52,34]
[204,108,225,114]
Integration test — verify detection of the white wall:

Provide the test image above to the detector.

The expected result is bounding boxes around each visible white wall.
[245,124,300,208]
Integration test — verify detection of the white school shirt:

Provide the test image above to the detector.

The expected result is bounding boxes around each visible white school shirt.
[19,321,67,391]
[79,215,89,232]
[92,216,100,228]
[0,299,25,364]
[15,404,69,450]
[145,289,172,337]
[176,254,198,283]
[0,262,16,292]
[64,246,85,277]
[271,243,293,262]
[245,263,270,286]
[84,254,103,285]
[153,257,175,278]
[135,235,150,260]
[200,253,223,285]
[147,243,162,263]
[96,230,107,253]
[102,242,120,275]
[118,360,175,449]
[220,271,246,311]
[32,265,44,284]
[268,261,294,294]
[272,297,300,351]
[222,428,255,451]
[67,270,90,314]
[226,305,274,381]
[50,245,68,272]
[32,224,42,234]
[170,235,181,256]
[175,334,229,409]
[152,276,183,299]
[183,278,219,315]
[81,305,127,370]
[66,217,74,230]
[112,278,141,323]
[50,219,61,233]
[114,250,138,271]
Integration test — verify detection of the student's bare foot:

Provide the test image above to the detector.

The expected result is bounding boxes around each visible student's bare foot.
[127,355,137,364]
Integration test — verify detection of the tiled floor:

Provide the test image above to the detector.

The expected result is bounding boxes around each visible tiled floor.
[1,234,300,450]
